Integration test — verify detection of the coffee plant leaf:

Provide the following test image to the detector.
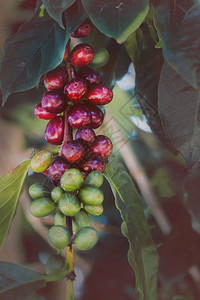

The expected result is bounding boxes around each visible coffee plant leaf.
[41,0,76,28]
[105,156,159,300]
[154,1,200,89]
[0,262,69,299]
[125,27,143,69]
[0,160,31,249]
[81,0,149,43]
[0,0,87,106]
[158,61,200,166]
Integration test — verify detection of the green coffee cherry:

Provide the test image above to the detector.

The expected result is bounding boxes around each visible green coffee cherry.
[79,186,104,205]
[60,168,84,192]
[30,198,56,218]
[84,171,104,188]
[90,48,110,68]
[73,227,98,250]
[59,193,81,217]
[72,209,91,233]
[48,225,70,249]
[84,204,103,216]
[54,211,66,226]
[29,183,50,199]
[51,187,64,203]
[45,254,66,275]
[30,150,53,173]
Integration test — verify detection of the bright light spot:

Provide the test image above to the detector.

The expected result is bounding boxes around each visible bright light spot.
[116,63,135,91]
[130,115,152,133]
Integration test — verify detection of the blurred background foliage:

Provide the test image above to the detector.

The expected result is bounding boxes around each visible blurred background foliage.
[1,1,200,300]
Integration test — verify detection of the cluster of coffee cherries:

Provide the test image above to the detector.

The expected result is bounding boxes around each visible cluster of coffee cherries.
[29,19,114,255]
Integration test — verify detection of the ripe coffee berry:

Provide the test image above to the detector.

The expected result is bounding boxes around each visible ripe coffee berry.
[71,18,93,38]
[86,85,113,105]
[62,43,69,62]
[62,140,84,163]
[42,91,66,113]
[77,67,102,85]
[45,116,64,145]
[82,156,106,173]
[44,67,68,91]
[34,103,57,120]
[86,103,104,129]
[67,103,91,129]
[75,126,95,144]
[70,44,94,67]
[64,78,87,102]
[48,156,70,181]
[90,135,113,158]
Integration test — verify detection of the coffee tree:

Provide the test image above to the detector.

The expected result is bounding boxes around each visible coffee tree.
[0,0,200,299]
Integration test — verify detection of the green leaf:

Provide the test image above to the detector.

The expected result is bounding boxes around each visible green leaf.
[0,160,31,249]
[125,27,143,69]
[158,61,200,165]
[0,0,87,105]
[41,0,76,28]
[0,262,69,299]
[81,0,149,43]
[105,155,159,300]
[154,1,200,89]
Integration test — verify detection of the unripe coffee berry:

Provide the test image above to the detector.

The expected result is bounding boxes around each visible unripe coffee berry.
[45,116,64,145]
[86,85,113,105]
[44,67,68,91]
[31,150,53,173]
[72,209,91,233]
[90,135,113,158]
[48,225,71,249]
[67,103,91,129]
[29,183,50,199]
[84,204,103,216]
[70,44,94,67]
[59,193,81,217]
[71,18,93,38]
[49,156,70,181]
[30,198,56,218]
[73,227,98,250]
[60,168,84,192]
[34,103,57,120]
[79,185,104,205]
[45,254,66,275]
[54,211,66,226]
[64,78,87,102]
[84,170,104,188]
[51,187,64,203]
[42,91,66,114]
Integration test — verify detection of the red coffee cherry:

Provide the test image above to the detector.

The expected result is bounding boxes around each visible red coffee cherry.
[86,85,113,105]
[62,140,84,163]
[90,135,113,158]
[71,18,93,38]
[45,116,64,145]
[75,126,95,144]
[82,156,106,173]
[70,44,94,67]
[62,44,69,62]
[34,103,57,120]
[48,156,70,181]
[64,78,87,102]
[86,103,104,129]
[67,103,91,129]
[44,67,68,91]
[42,91,67,114]
[77,67,102,85]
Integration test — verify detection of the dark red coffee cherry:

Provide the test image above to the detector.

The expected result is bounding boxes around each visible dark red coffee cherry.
[86,85,113,105]
[34,103,57,120]
[71,18,93,38]
[42,91,67,113]
[64,78,87,102]
[48,156,70,181]
[44,67,68,91]
[45,116,64,145]
[82,156,106,173]
[90,135,113,158]
[77,67,102,85]
[75,126,95,144]
[67,103,91,129]
[70,44,94,67]
[86,103,104,129]
[62,140,84,163]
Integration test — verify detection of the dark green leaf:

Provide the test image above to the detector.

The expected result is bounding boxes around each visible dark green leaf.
[41,0,76,28]
[105,155,159,300]
[158,61,200,165]
[81,0,149,43]
[0,0,87,105]
[125,27,143,69]
[0,262,69,299]
[0,160,31,249]
[154,1,200,89]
